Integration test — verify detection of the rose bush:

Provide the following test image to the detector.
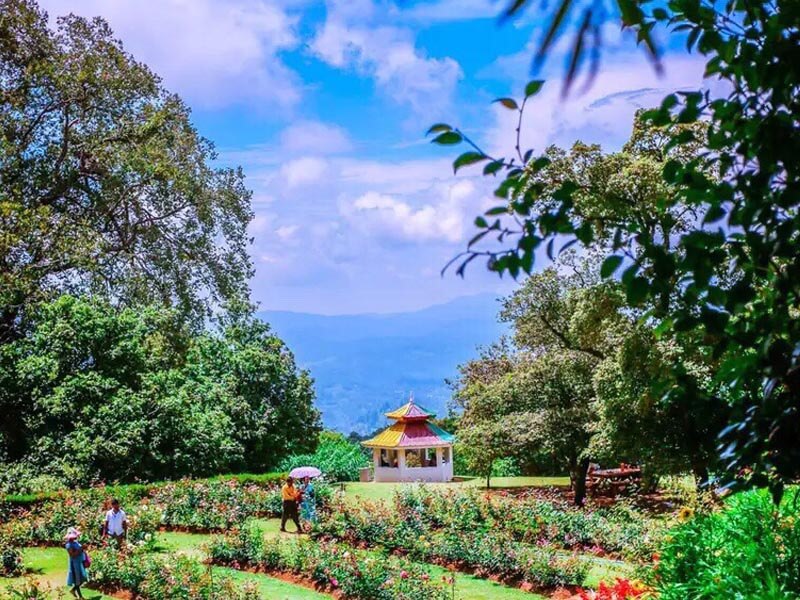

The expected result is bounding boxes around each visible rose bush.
[0,477,331,546]
[314,494,589,589]
[0,535,23,577]
[209,523,450,600]
[89,547,261,600]
[392,486,662,561]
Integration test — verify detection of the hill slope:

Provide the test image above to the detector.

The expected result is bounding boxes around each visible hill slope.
[258,294,505,434]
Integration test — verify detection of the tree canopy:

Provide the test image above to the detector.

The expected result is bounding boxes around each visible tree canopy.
[434,0,799,501]
[0,0,253,342]
[0,295,320,489]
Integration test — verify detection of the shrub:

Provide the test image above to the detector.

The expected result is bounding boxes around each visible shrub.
[209,526,450,599]
[578,578,650,599]
[0,477,330,546]
[0,535,23,578]
[0,489,158,547]
[314,493,590,589]
[655,488,800,599]
[90,547,260,600]
[0,579,51,599]
[389,486,662,561]
[279,431,369,482]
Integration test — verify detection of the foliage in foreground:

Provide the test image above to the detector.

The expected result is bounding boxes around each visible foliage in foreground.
[655,488,800,599]
[89,547,261,600]
[434,0,800,499]
[279,431,369,482]
[0,295,320,489]
[209,523,450,600]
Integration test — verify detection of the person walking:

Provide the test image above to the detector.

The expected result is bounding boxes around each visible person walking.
[102,498,128,548]
[280,477,302,533]
[300,476,317,523]
[65,527,88,598]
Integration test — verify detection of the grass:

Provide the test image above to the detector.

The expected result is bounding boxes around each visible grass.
[342,476,570,503]
[0,547,114,599]
[214,567,329,599]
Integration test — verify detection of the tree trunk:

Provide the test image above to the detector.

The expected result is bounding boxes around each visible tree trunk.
[692,461,710,491]
[572,458,591,507]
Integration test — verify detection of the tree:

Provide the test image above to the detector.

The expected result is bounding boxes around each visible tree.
[0,0,252,342]
[0,295,320,487]
[591,325,729,486]
[434,0,800,501]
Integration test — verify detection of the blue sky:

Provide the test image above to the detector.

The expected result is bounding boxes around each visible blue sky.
[42,0,711,315]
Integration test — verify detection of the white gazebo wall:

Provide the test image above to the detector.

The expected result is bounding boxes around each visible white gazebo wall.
[372,446,453,483]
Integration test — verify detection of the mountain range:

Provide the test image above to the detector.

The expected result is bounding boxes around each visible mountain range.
[258,294,507,434]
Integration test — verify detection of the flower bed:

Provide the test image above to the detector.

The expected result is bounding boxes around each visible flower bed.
[209,524,451,599]
[314,496,589,590]
[89,547,261,600]
[392,486,663,561]
[0,491,160,547]
[0,478,332,546]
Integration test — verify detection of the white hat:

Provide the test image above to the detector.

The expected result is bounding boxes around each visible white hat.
[65,527,80,540]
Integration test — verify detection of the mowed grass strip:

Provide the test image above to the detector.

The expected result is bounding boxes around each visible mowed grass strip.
[341,477,570,503]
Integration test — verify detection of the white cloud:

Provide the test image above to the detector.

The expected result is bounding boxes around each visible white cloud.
[339,180,478,243]
[311,0,462,116]
[279,121,354,154]
[275,225,299,240]
[280,157,329,187]
[39,0,302,108]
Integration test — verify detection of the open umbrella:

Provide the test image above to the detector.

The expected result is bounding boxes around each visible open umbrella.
[289,466,322,479]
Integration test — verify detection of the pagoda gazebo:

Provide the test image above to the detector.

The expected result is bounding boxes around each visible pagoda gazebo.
[362,397,454,483]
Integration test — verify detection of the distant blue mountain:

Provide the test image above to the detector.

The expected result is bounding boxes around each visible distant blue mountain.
[258,294,506,434]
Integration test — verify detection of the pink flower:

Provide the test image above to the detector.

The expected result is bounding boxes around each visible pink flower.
[330,577,339,588]
[400,570,409,579]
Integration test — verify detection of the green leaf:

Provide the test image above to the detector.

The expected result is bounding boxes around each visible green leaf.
[426,123,452,135]
[485,205,510,216]
[524,80,544,98]
[453,151,487,173]
[600,255,624,278]
[494,98,519,110]
[431,131,463,145]
[483,160,504,176]
[474,216,488,228]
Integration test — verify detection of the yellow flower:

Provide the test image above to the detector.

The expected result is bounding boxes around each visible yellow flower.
[677,506,695,522]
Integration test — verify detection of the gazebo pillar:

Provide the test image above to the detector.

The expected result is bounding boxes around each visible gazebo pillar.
[398,447,407,479]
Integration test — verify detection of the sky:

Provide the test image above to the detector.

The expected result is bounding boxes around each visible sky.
[40,0,712,315]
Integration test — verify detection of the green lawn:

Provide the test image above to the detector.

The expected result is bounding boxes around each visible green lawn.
[214,567,329,600]
[342,476,570,503]
[0,547,114,599]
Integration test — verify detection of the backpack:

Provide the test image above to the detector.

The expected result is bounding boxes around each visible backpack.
[82,550,91,568]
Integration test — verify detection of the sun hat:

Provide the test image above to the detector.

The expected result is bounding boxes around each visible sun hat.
[65,527,80,540]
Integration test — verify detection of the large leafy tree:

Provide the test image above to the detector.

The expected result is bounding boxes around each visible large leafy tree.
[0,295,320,486]
[433,0,800,499]
[0,0,252,342]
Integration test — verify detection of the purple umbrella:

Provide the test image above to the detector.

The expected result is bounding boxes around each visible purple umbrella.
[289,466,322,479]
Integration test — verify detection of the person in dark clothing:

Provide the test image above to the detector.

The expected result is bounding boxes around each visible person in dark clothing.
[280,477,302,533]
